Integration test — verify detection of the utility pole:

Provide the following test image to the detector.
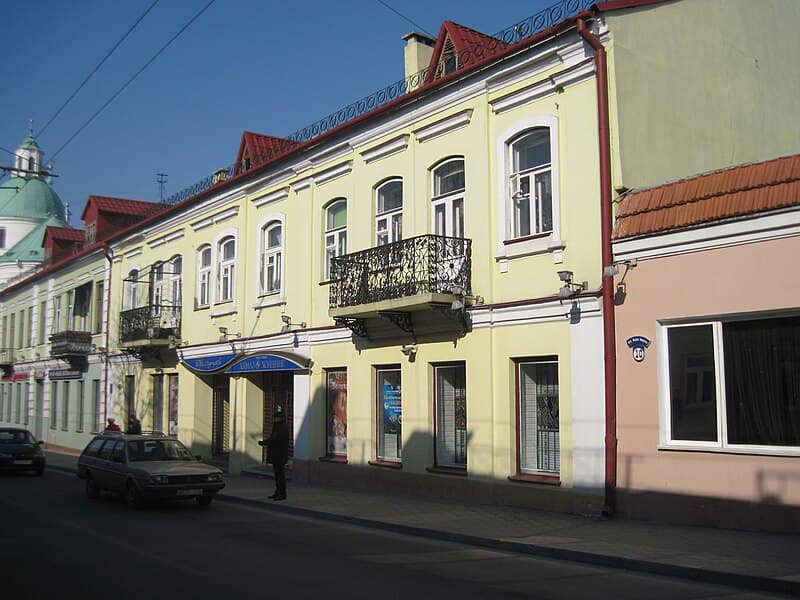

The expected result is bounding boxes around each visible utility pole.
[157,173,168,202]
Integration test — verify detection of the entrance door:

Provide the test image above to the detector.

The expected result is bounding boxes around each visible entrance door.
[262,372,293,464]
[34,381,44,440]
[212,382,230,456]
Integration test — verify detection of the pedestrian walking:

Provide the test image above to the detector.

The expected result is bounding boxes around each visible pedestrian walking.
[259,407,289,501]
[127,415,142,435]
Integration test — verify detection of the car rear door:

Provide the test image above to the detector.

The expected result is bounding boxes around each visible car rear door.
[105,440,128,493]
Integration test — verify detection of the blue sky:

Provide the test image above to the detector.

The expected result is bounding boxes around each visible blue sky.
[2,0,559,225]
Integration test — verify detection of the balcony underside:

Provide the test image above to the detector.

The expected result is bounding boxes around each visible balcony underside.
[120,337,173,349]
[329,292,455,319]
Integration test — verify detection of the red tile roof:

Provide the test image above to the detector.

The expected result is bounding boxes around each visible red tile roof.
[426,21,509,81]
[235,132,300,170]
[79,195,163,220]
[613,154,800,239]
[45,227,84,242]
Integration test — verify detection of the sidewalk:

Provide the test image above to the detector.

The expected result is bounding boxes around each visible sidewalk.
[45,451,800,595]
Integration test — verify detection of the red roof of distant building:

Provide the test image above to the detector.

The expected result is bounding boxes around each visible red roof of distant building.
[235,132,300,170]
[613,154,800,239]
[426,21,509,80]
[79,195,161,221]
[45,227,84,242]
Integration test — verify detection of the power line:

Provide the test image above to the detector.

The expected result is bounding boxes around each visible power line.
[39,0,161,137]
[51,0,217,163]
[375,0,435,37]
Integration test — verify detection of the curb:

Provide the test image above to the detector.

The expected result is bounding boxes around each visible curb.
[46,459,798,596]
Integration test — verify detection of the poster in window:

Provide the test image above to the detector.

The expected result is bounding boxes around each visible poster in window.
[327,371,347,456]
[382,381,402,435]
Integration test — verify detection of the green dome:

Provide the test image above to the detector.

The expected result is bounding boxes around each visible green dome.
[0,176,66,220]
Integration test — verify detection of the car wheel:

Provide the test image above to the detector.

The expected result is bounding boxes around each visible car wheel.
[85,474,101,499]
[196,495,212,507]
[126,482,144,509]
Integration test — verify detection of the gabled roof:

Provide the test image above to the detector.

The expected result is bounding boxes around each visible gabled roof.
[613,154,800,239]
[426,21,509,80]
[45,227,84,242]
[79,195,161,221]
[0,215,67,264]
[235,132,300,170]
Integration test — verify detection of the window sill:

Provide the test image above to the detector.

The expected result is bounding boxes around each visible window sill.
[194,304,210,311]
[319,455,347,464]
[496,235,565,261]
[426,466,467,476]
[254,295,286,310]
[369,459,402,469]
[210,305,237,318]
[508,473,561,486]
[657,443,800,457]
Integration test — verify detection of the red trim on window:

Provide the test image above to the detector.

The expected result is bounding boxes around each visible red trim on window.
[508,473,561,486]
[369,459,402,469]
[503,231,551,246]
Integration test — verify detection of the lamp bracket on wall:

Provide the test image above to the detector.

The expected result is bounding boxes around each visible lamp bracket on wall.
[334,317,369,339]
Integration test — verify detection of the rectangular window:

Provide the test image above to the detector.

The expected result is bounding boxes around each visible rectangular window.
[65,290,74,331]
[50,382,58,429]
[435,364,467,469]
[62,381,70,430]
[664,315,800,451]
[152,374,164,433]
[124,375,136,420]
[22,382,29,426]
[517,358,560,475]
[38,301,47,345]
[168,374,179,436]
[92,379,102,433]
[326,370,347,457]
[94,282,104,333]
[76,380,85,432]
[52,296,62,335]
[18,310,24,348]
[14,383,21,423]
[26,307,33,347]
[9,313,16,355]
[376,368,402,462]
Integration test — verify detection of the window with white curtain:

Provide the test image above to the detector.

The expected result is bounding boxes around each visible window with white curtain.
[325,199,347,280]
[261,221,283,294]
[518,358,560,475]
[509,128,552,239]
[375,179,403,246]
[197,246,211,307]
[432,158,465,238]
[218,237,236,302]
[435,364,467,469]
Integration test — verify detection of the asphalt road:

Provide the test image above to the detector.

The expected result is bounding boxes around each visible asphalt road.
[0,469,787,600]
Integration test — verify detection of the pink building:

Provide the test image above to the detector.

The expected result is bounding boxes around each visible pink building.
[611,154,800,532]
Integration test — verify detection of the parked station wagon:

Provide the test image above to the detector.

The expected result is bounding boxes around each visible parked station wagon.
[77,432,225,508]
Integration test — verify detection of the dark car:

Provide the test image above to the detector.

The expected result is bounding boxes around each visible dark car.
[77,432,225,508]
[0,428,46,475]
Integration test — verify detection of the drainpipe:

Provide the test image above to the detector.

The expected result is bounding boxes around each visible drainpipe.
[577,16,617,516]
[102,243,113,428]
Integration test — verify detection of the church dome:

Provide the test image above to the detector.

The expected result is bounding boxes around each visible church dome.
[0,175,66,221]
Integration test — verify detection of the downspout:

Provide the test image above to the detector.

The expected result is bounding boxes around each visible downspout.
[577,16,617,516]
[102,243,113,428]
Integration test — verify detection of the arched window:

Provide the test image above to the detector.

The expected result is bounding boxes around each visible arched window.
[324,199,347,280]
[217,237,236,302]
[123,269,139,311]
[431,158,465,238]
[150,262,164,308]
[196,245,211,307]
[375,179,403,246]
[261,222,283,294]
[169,256,182,307]
[509,128,552,239]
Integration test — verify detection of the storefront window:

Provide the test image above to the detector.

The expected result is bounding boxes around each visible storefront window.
[435,364,467,469]
[377,368,402,462]
[326,370,347,457]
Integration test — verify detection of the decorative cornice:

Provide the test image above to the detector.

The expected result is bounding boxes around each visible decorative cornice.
[190,206,240,232]
[291,177,313,193]
[358,134,410,163]
[251,186,290,208]
[313,161,353,186]
[413,110,473,143]
[490,58,595,114]
[147,229,185,249]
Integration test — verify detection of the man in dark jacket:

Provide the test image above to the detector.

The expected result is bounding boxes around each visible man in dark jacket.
[127,415,142,435]
[259,407,289,501]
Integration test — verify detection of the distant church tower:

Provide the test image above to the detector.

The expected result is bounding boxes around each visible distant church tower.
[0,124,70,287]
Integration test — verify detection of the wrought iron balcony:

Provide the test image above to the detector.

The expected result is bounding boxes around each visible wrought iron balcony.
[119,306,181,347]
[50,330,93,356]
[329,234,471,318]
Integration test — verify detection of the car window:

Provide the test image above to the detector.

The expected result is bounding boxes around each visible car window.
[83,438,105,457]
[97,439,115,460]
[0,430,33,444]
[109,440,125,462]
[127,439,193,461]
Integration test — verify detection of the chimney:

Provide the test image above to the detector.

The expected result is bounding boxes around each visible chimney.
[402,31,436,81]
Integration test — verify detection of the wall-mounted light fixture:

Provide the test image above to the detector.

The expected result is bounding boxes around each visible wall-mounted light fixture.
[450,285,484,312]
[280,314,306,333]
[218,327,241,343]
[557,270,588,300]
[400,344,417,359]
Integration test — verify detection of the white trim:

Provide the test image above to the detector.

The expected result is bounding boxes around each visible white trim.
[123,248,142,260]
[257,213,285,297]
[291,177,313,193]
[244,167,295,196]
[613,208,800,261]
[190,206,239,232]
[209,305,237,318]
[358,134,410,163]
[253,295,286,310]
[413,109,473,143]
[494,115,561,260]
[147,229,185,249]
[490,59,595,115]
[314,161,353,186]
[309,142,353,169]
[470,296,601,329]
[251,186,290,208]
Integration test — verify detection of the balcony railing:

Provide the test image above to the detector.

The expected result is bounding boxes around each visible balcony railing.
[329,234,471,314]
[50,330,92,356]
[120,306,181,346]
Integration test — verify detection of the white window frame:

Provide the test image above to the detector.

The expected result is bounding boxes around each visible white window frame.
[122,268,140,311]
[517,357,560,476]
[659,317,800,456]
[375,178,403,247]
[434,363,467,469]
[217,236,236,303]
[324,199,347,281]
[196,245,211,307]
[431,157,465,238]
[261,219,284,296]
[495,115,562,260]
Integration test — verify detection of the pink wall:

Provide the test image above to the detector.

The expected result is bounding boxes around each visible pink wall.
[615,236,800,510]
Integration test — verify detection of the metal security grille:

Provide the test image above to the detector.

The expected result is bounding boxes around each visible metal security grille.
[519,359,560,474]
[212,384,230,456]
[261,372,294,465]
